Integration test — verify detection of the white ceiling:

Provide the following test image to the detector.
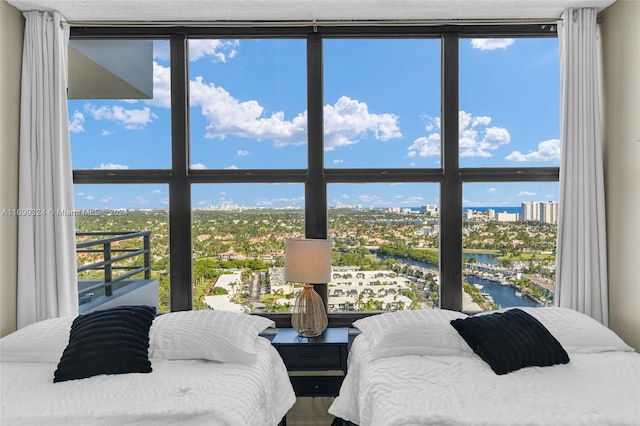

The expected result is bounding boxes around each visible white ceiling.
[7,0,617,23]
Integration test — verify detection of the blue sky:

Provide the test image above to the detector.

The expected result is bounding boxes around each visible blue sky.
[69,36,560,210]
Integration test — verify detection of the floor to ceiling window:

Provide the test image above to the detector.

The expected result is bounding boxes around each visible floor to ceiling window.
[69,24,559,318]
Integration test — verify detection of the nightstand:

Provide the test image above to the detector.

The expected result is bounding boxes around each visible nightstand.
[272,327,349,397]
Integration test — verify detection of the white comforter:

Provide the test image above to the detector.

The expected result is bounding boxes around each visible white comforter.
[329,334,640,426]
[1,337,295,426]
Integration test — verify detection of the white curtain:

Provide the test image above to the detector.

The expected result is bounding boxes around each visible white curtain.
[17,11,78,328]
[556,8,608,325]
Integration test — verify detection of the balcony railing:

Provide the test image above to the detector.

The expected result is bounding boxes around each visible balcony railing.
[76,231,152,306]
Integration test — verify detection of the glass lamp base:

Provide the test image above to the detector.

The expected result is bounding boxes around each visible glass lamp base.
[292,284,328,338]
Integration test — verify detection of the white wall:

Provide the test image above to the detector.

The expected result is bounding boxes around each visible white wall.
[0,0,23,337]
[600,0,640,350]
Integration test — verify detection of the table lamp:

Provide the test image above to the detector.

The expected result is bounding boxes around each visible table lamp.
[284,238,331,337]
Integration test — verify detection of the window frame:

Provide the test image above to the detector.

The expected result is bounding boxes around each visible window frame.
[70,24,559,323]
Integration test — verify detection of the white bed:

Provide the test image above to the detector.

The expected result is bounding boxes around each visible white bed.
[1,308,295,426]
[329,307,640,426]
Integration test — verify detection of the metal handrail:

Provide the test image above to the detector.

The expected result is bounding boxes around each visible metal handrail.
[77,231,151,298]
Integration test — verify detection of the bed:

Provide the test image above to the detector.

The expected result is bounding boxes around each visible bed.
[0,307,295,426]
[328,306,640,426]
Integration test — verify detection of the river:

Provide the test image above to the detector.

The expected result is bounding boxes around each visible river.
[465,275,538,308]
[379,253,540,309]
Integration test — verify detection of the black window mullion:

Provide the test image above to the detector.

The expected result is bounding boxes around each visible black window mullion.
[461,167,559,182]
[169,33,192,311]
[305,33,327,240]
[440,33,463,311]
[305,33,329,306]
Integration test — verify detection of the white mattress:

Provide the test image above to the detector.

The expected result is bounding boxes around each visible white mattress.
[1,336,295,426]
[329,334,640,426]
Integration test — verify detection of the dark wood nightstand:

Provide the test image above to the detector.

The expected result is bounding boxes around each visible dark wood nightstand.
[272,327,349,397]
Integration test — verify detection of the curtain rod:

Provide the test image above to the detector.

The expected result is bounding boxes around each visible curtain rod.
[69,18,560,28]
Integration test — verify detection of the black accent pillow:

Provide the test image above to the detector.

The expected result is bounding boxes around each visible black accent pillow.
[53,305,156,383]
[450,308,569,375]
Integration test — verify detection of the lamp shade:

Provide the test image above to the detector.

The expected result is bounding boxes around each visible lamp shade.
[284,239,332,284]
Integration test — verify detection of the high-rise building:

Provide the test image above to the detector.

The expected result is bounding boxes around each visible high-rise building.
[521,201,540,222]
[521,201,559,224]
[540,201,559,224]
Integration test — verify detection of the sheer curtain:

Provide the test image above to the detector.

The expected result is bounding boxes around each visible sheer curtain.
[556,8,608,325]
[17,10,77,328]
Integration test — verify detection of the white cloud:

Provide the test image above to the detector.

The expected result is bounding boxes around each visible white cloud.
[518,191,537,197]
[323,96,402,151]
[332,159,344,164]
[408,111,510,158]
[357,193,390,206]
[99,197,113,203]
[225,165,239,170]
[505,139,560,162]
[85,195,94,201]
[488,187,497,193]
[459,111,511,157]
[237,150,249,157]
[190,76,401,150]
[161,197,169,205]
[133,195,149,205]
[146,62,172,108]
[255,196,304,207]
[191,163,206,169]
[404,196,425,204]
[152,189,161,195]
[95,163,129,170]
[101,130,111,136]
[69,111,85,133]
[471,38,515,51]
[189,39,239,62]
[406,134,440,158]
[86,104,157,130]
[191,76,308,146]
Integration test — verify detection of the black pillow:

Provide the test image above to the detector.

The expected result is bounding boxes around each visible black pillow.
[53,305,156,383]
[450,308,569,375]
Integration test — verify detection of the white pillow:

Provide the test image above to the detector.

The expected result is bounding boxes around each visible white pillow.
[520,307,635,353]
[0,316,74,363]
[479,307,635,354]
[353,309,473,359]
[149,310,275,364]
